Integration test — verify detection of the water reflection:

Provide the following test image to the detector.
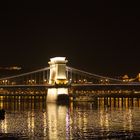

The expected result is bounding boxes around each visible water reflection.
[47,103,70,140]
[0,96,140,139]
[1,117,7,133]
[97,97,140,108]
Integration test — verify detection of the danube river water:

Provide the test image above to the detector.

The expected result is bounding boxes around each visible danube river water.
[0,96,140,140]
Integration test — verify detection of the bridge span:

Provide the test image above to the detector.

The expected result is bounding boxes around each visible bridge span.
[0,83,140,90]
[0,57,140,101]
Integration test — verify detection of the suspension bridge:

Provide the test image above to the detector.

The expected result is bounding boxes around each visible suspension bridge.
[0,57,140,100]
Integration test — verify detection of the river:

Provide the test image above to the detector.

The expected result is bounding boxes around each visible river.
[0,95,140,139]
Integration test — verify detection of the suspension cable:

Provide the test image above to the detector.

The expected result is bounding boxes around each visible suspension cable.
[66,66,123,82]
[0,67,50,80]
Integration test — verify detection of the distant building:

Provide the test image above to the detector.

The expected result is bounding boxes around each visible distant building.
[0,66,22,77]
[122,74,129,82]
[122,73,140,82]
[0,66,21,70]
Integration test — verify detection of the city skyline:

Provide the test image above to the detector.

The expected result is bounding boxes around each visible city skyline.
[0,1,139,76]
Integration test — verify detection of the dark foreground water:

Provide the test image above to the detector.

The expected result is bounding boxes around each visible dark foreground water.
[0,96,140,140]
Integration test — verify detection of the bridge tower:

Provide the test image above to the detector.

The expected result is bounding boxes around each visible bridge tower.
[48,57,68,85]
[137,73,140,82]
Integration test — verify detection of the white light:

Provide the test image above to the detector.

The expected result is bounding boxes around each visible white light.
[49,57,68,64]
[50,57,66,61]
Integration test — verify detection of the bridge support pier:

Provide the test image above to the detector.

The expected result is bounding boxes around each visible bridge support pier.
[47,88,69,103]
[47,57,69,103]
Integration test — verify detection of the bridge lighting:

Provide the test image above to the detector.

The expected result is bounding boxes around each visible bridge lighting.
[83,79,87,83]
[105,79,109,83]
[100,80,103,83]
[49,57,67,63]
[44,79,47,84]
[11,82,16,85]
[27,79,36,84]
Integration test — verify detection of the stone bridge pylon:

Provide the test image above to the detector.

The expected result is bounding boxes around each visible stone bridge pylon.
[48,57,68,85]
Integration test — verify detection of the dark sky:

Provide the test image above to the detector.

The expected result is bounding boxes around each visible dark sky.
[0,1,139,76]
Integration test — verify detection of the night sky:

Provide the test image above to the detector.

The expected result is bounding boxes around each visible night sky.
[0,1,139,77]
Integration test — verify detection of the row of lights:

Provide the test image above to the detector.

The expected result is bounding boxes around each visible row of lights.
[0,79,48,85]
[28,79,47,83]
[0,79,110,85]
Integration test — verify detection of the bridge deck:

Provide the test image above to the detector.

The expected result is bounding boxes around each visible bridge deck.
[0,83,140,89]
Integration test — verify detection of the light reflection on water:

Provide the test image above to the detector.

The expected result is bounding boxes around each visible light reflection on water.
[0,96,140,139]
